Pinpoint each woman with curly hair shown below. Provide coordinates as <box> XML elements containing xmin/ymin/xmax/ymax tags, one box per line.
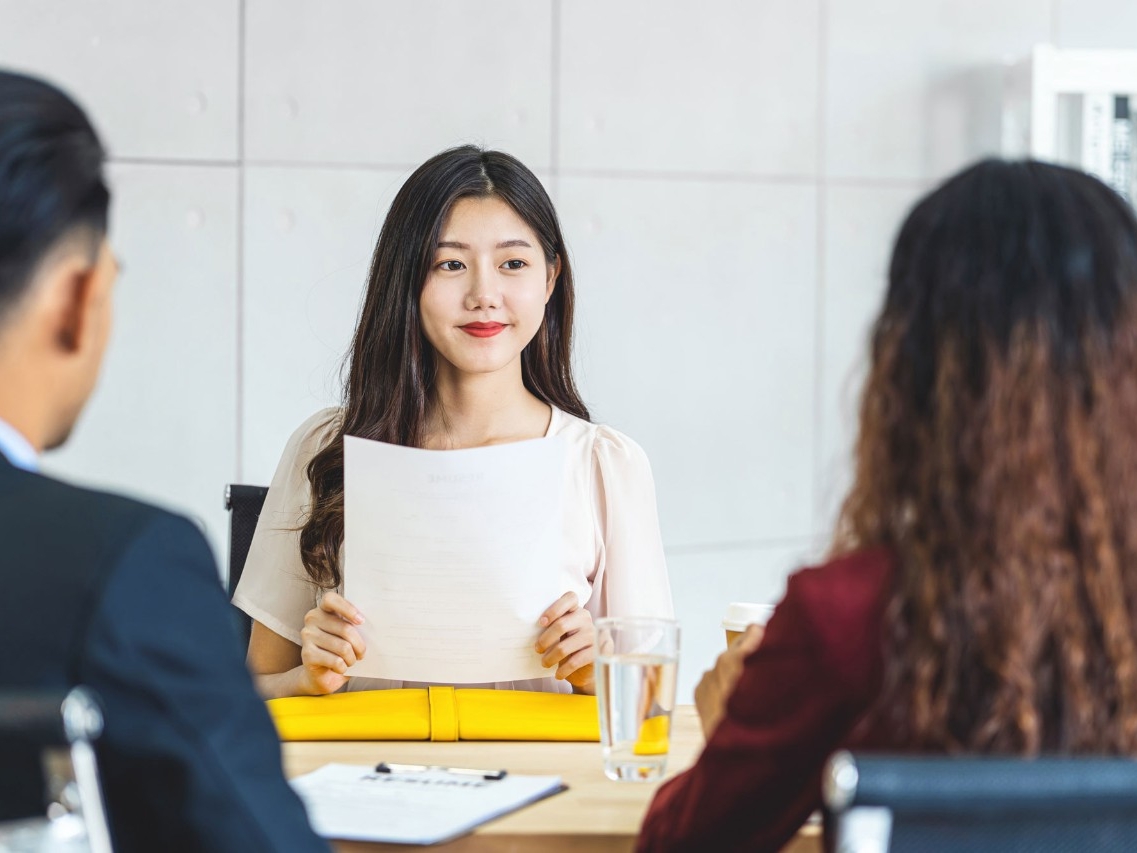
<box><xmin>638</xmin><ymin>159</ymin><xmax>1137</xmax><ymax>851</ymax></box>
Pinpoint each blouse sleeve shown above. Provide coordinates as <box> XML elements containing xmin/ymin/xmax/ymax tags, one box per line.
<box><xmin>586</xmin><ymin>427</ymin><xmax>674</xmax><ymax>622</ymax></box>
<box><xmin>232</xmin><ymin>409</ymin><xmax>341</xmax><ymax>646</ymax></box>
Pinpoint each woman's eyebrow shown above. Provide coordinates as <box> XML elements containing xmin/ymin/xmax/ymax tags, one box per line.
<box><xmin>435</xmin><ymin>239</ymin><xmax>533</xmax><ymax>250</ymax></box>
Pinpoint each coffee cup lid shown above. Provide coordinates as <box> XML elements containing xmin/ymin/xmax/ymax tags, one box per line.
<box><xmin>722</xmin><ymin>601</ymin><xmax>775</xmax><ymax>631</ymax></box>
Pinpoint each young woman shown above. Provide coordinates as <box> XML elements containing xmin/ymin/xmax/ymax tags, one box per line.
<box><xmin>638</xmin><ymin>159</ymin><xmax>1137</xmax><ymax>851</ymax></box>
<box><xmin>234</xmin><ymin>146</ymin><xmax>673</xmax><ymax>700</ymax></box>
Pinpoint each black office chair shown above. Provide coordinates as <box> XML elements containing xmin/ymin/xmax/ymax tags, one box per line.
<box><xmin>0</xmin><ymin>687</ymin><xmax>113</xmax><ymax>853</ymax></box>
<box><xmin>824</xmin><ymin>750</ymin><xmax>1137</xmax><ymax>852</ymax></box>
<box><xmin>224</xmin><ymin>484</ymin><xmax>270</xmax><ymax>649</ymax></box>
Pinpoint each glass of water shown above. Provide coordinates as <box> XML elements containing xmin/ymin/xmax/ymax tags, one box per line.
<box><xmin>595</xmin><ymin>617</ymin><xmax>680</xmax><ymax>782</ymax></box>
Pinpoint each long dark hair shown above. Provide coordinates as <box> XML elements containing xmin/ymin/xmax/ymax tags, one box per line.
<box><xmin>300</xmin><ymin>146</ymin><xmax>589</xmax><ymax>587</ymax></box>
<box><xmin>0</xmin><ymin>70</ymin><xmax>108</xmax><ymax>318</ymax></box>
<box><xmin>836</xmin><ymin>159</ymin><xmax>1137</xmax><ymax>753</ymax></box>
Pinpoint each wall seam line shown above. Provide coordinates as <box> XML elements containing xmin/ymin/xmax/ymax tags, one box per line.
<box><xmin>235</xmin><ymin>0</ymin><xmax>247</xmax><ymax>484</ymax></box>
<box><xmin>550</xmin><ymin>0</ymin><xmax>561</xmax><ymax>189</ymax></box>
<box><xmin>812</xmin><ymin>0</ymin><xmax>829</xmax><ymax>541</ymax></box>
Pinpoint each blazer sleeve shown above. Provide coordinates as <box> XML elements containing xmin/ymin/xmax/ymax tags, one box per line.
<box><xmin>79</xmin><ymin>512</ymin><xmax>329</xmax><ymax>853</ymax></box>
<box><xmin>636</xmin><ymin>568</ymin><xmax>879</xmax><ymax>853</ymax></box>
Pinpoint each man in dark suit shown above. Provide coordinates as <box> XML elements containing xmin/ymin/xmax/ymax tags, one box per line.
<box><xmin>0</xmin><ymin>70</ymin><xmax>328</xmax><ymax>852</ymax></box>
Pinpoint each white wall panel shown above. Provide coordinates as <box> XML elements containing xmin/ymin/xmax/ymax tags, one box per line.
<box><xmin>1056</xmin><ymin>0</ymin><xmax>1137</xmax><ymax>49</ymax></box>
<box><xmin>668</xmin><ymin>538</ymin><xmax>822</xmax><ymax>703</ymax></box>
<box><xmin>815</xmin><ymin>184</ymin><xmax>922</xmax><ymax>533</ymax></box>
<box><xmin>825</xmin><ymin>0</ymin><xmax>1050</xmax><ymax>181</ymax></box>
<box><xmin>560</xmin><ymin>176</ymin><xmax>818</xmax><ymax>550</ymax></box>
<box><xmin>560</xmin><ymin>0</ymin><xmax>820</xmax><ymax>176</ymax></box>
<box><xmin>0</xmin><ymin>1</ymin><xmax>238</xmax><ymax>161</ymax></box>
<box><xmin>45</xmin><ymin>165</ymin><xmax>239</xmax><ymax>563</ymax></box>
<box><xmin>244</xmin><ymin>0</ymin><xmax>553</xmax><ymax>168</ymax></box>
<box><xmin>242</xmin><ymin>166</ymin><xmax>408</xmax><ymax>484</ymax></box>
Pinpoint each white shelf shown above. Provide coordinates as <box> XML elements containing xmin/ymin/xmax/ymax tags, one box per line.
<box><xmin>1003</xmin><ymin>45</ymin><xmax>1137</xmax><ymax>202</ymax></box>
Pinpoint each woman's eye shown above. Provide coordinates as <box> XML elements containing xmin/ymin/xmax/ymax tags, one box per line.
<box><xmin>438</xmin><ymin>260</ymin><xmax>465</xmax><ymax>272</ymax></box>
<box><xmin>502</xmin><ymin>259</ymin><xmax>527</xmax><ymax>270</ymax></box>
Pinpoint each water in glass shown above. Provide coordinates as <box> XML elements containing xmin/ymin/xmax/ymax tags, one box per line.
<box><xmin>596</xmin><ymin>652</ymin><xmax>678</xmax><ymax>781</ymax></box>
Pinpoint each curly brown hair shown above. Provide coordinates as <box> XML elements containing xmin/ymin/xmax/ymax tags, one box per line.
<box><xmin>835</xmin><ymin>160</ymin><xmax>1137</xmax><ymax>753</ymax></box>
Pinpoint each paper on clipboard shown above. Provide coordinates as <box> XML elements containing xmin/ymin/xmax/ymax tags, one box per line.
<box><xmin>342</xmin><ymin>434</ymin><xmax>566</xmax><ymax>683</ymax></box>
<box><xmin>291</xmin><ymin>763</ymin><xmax>565</xmax><ymax>844</ymax></box>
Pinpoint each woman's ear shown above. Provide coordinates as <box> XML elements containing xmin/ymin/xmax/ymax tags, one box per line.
<box><xmin>546</xmin><ymin>255</ymin><xmax>561</xmax><ymax>303</ymax></box>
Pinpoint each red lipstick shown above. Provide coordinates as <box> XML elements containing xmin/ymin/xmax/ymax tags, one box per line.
<box><xmin>460</xmin><ymin>322</ymin><xmax>505</xmax><ymax>338</ymax></box>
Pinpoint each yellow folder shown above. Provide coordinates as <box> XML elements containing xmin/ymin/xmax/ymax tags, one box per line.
<box><xmin>268</xmin><ymin>686</ymin><xmax>601</xmax><ymax>742</ymax></box>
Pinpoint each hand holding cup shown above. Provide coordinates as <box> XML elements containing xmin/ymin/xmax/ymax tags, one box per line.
<box><xmin>695</xmin><ymin>623</ymin><xmax>764</xmax><ymax>740</ymax></box>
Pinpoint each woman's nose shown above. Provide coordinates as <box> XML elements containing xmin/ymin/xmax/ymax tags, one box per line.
<box><xmin>464</xmin><ymin>266</ymin><xmax>502</xmax><ymax>310</ymax></box>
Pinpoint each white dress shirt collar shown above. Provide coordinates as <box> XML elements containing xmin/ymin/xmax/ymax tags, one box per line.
<box><xmin>0</xmin><ymin>417</ymin><xmax>39</xmax><ymax>472</ymax></box>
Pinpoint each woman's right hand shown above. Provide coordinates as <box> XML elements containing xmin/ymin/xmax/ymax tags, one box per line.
<box><xmin>297</xmin><ymin>592</ymin><xmax>367</xmax><ymax>695</ymax></box>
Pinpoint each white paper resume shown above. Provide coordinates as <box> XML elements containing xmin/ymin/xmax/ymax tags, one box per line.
<box><xmin>342</xmin><ymin>434</ymin><xmax>566</xmax><ymax>683</ymax></box>
<box><xmin>291</xmin><ymin>763</ymin><xmax>564</xmax><ymax>844</ymax></box>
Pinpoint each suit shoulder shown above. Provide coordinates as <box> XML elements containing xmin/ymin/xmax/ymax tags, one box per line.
<box><xmin>3</xmin><ymin>467</ymin><xmax>206</xmax><ymax>567</ymax></box>
<box><xmin>0</xmin><ymin>467</ymin><xmax>216</xmax><ymax>687</ymax></box>
<box><xmin>33</xmin><ymin>468</ymin><xmax>173</xmax><ymax>523</ymax></box>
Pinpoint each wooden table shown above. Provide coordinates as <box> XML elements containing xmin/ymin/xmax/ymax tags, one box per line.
<box><xmin>283</xmin><ymin>706</ymin><xmax>821</xmax><ymax>852</ymax></box>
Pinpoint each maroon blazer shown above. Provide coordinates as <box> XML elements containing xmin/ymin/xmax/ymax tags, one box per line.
<box><xmin>637</xmin><ymin>547</ymin><xmax>895</xmax><ymax>853</ymax></box>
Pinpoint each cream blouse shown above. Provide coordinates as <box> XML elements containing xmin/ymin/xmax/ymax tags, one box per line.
<box><xmin>233</xmin><ymin>406</ymin><xmax>674</xmax><ymax>694</ymax></box>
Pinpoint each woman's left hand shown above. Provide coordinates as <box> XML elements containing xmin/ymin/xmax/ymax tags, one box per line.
<box><xmin>536</xmin><ymin>591</ymin><xmax>596</xmax><ymax>694</ymax></box>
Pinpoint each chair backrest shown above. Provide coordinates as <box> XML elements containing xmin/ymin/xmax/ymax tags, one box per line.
<box><xmin>0</xmin><ymin>687</ymin><xmax>113</xmax><ymax>853</ymax></box>
<box><xmin>824</xmin><ymin>750</ymin><xmax>1137</xmax><ymax>853</ymax></box>
<box><xmin>224</xmin><ymin>484</ymin><xmax>270</xmax><ymax>649</ymax></box>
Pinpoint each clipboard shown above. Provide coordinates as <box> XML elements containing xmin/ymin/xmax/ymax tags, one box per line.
<box><xmin>290</xmin><ymin>762</ymin><xmax>567</xmax><ymax>845</ymax></box>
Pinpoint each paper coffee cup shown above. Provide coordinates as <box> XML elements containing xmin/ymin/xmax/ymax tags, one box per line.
<box><xmin>722</xmin><ymin>602</ymin><xmax>775</xmax><ymax>645</ymax></box>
